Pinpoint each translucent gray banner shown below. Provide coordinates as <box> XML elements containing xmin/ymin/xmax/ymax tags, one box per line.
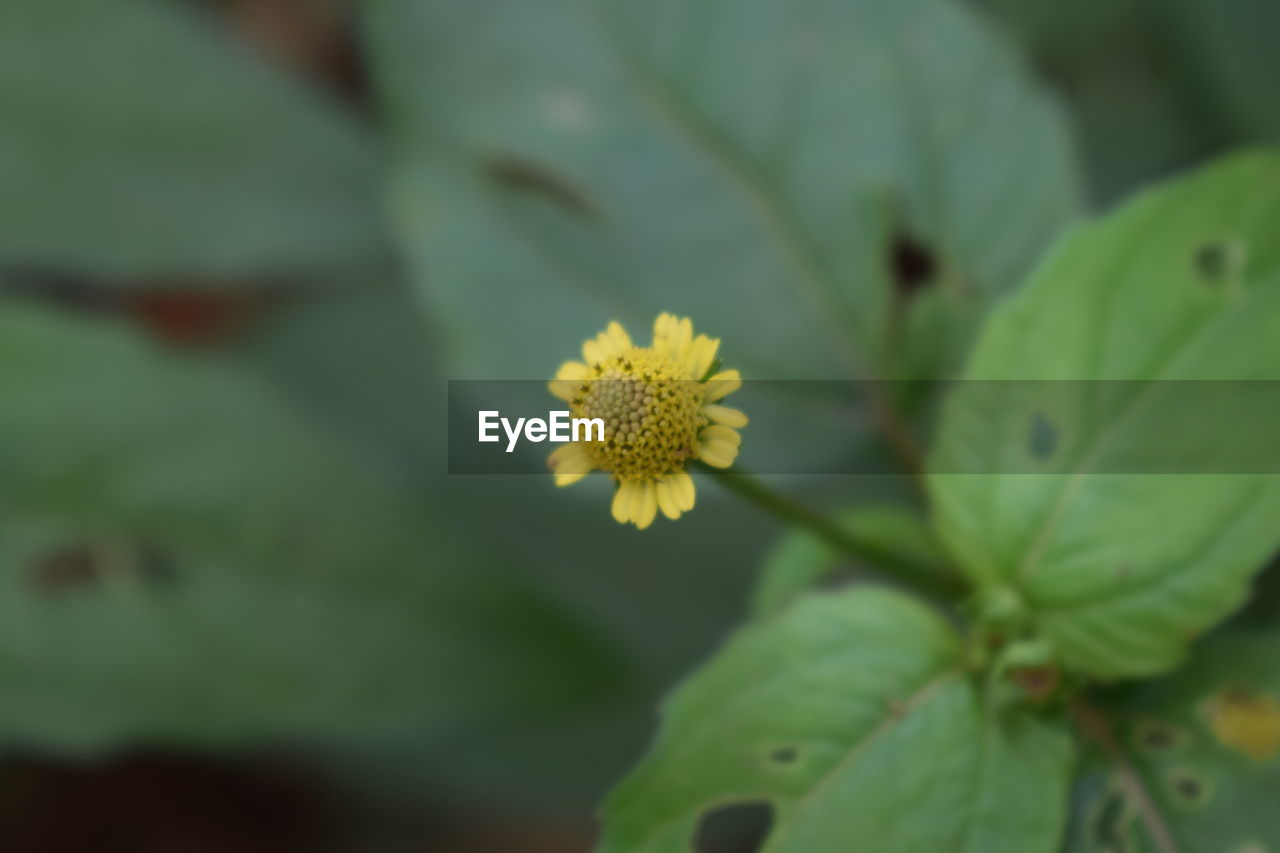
<box><xmin>447</xmin><ymin>380</ymin><xmax>1280</xmax><ymax>475</ymax></box>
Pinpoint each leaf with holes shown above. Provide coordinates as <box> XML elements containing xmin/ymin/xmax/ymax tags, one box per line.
<box><xmin>363</xmin><ymin>0</ymin><xmax>1080</xmax><ymax>381</ymax></box>
<box><xmin>0</xmin><ymin>299</ymin><xmax>625</xmax><ymax>750</ymax></box>
<box><xmin>0</xmin><ymin>0</ymin><xmax>387</xmax><ymax>278</ymax></box>
<box><xmin>1065</xmin><ymin>629</ymin><xmax>1280</xmax><ymax>852</ymax></box>
<box><xmin>599</xmin><ymin>587</ymin><xmax>1074</xmax><ymax>852</ymax></box>
<box><xmin>928</xmin><ymin>151</ymin><xmax>1280</xmax><ymax>679</ymax></box>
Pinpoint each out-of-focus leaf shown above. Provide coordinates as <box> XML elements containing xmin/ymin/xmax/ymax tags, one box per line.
<box><xmin>1169</xmin><ymin>0</ymin><xmax>1280</xmax><ymax>140</ymax></box>
<box><xmin>1065</xmin><ymin>630</ymin><xmax>1280</xmax><ymax>851</ymax></box>
<box><xmin>973</xmin><ymin>0</ymin><xmax>1223</xmax><ymax>205</ymax></box>
<box><xmin>0</xmin><ymin>299</ymin><xmax>395</xmax><ymax>569</ymax></box>
<box><xmin>752</xmin><ymin>503</ymin><xmax>951</xmax><ymax>619</ymax></box>
<box><xmin>0</xmin><ymin>0</ymin><xmax>388</xmax><ymax>278</ymax></box>
<box><xmin>0</xmin><ymin>300</ymin><xmax>625</xmax><ymax>751</ymax></box>
<box><xmin>364</xmin><ymin>0</ymin><xmax>1081</xmax><ymax>381</ymax></box>
<box><xmin>928</xmin><ymin>151</ymin><xmax>1280</xmax><ymax>679</ymax></box>
<box><xmin>231</xmin><ymin>285</ymin><xmax>444</xmax><ymax>478</ymax></box>
<box><xmin>599</xmin><ymin>587</ymin><xmax>1073</xmax><ymax>852</ymax></box>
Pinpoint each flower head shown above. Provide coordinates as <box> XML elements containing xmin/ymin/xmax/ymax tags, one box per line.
<box><xmin>548</xmin><ymin>314</ymin><xmax>746</xmax><ymax>529</ymax></box>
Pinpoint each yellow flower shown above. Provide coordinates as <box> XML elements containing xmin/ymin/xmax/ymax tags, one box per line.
<box><xmin>547</xmin><ymin>313</ymin><xmax>747</xmax><ymax>529</ymax></box>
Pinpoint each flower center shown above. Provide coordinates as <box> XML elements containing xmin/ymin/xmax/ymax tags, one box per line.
<box><xmin>570</xmin><ymin>348</ymin><xmax>707</xmax><ymax>480</ymax></box>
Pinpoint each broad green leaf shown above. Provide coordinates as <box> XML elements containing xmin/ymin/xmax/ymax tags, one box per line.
<box><xmin>1065</xmin><ymin>629</ymin><xmax>1280</xmax><ymax>851</ymax></box>
<box><xmin>928</xmin><ymin>151</ymin><xmax>1280</xmax><ymax>679</ymax></box>
<box><xmin>0</xmin><ymin>0</ymin><xmax>387</xmax><ymax>278</ymax></box>
<box><xmin>364</xmin><ymin>0</ymin><xmax>1081</xmax><ymax>380</ymax></box>
<box><xmin>0</xmin><ymin>524</ymin><xmax>622</xmax><ymax>752</ymax></box>
<box><xmin>0</xmin><ymin>299</ymin><xmax>398</xmax><ymax>569</ymax></box>
<box><xmin>752</xmin><ymin>504</ymin><xmax>952</xmax><ymax>618</ymax></box>
<box><xmin>0</xmin><ymin>300</ymin><xmax>625</xmax><ymax>750</ymax></box>
<box><xmin>600</xmin><ymin>587</ymin><xmax>1073</xmax><ymax>852</ymax></box>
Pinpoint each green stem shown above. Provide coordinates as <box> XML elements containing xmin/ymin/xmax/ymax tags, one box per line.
<box><xmin>697</xmin><ymin>463</ymin><xmax>965</xmax><ymax>601</ymax></box>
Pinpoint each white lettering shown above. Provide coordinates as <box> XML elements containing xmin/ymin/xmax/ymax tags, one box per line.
<box><xmin>549</xmin><ymin>410</ymin><xmax>570</xmax><ymax>441</ymax></box>
<box><xmin>478</xmin><ymin>411</ymin><xmax>500</xmax><ymax>442</ymax></box>
<box><xmin>573</xmin><ymin>417</ymin><xmax>605</xmax><ymax>442</ymax></box>
<box><xmin>502</xmin><ymin>417</ymin><xmax>526</xmax><ymax>453</ymax></box>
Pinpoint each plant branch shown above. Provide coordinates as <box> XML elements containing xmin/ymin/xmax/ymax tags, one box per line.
<box><xmin>1068</xmin><ymin>698</ymin><xmax>1180</xmax><ymax>853</ymax></box>
<box><xmin>697</xmin><ymin>463</ymin><xmax>965</xmax><ymax>602</ymax></box>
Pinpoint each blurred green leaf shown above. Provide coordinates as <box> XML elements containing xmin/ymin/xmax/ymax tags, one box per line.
<box><xmin>599</xmin><ymin>587</ymin><xmax>1073</xmax><ymax>852</ymax></box>
<box><xmin>1065</xmin><ymin>629</ymin><xmax>1280</xmax><ymax>851</ymax></box>
<box><xmin>0</xmin><ymin>299</ymin><xmax>624</xmax><ymax>751</ymax></box>
<box><xmin>1169</xmin><ymin>0</ymin><xmax>1280</xmax><ymax>140</ymax></box>
<box><xmin>364</xmin><ymin>0</ymin><xmax>1081</xmax><ymax>381</ymax></box>
<box><xmin>928</xmin><ymin>151</ymin><xmax>1280</xmax><ymax>678</ymax></box>
<box><xmin>0</xmin><ymin>0</ymin><xmax>388</xmax><ymax>278</ymax></box>
<box><xmin>752</xmin><ymin>503</ymin><xmax>950</xmax><ymax>619</ymax></box>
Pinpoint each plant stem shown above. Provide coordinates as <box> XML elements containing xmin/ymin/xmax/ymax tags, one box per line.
<box><xmin>697</xmin><ymin>463</ymin><xmax>965</xmax><ymax>601</ymax></box>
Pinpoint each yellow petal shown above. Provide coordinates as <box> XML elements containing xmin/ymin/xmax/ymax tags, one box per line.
<box><xmin>701</xmin><ymin>424</ymin><xmax>741</xmax><ymax>446</ymax></box>
<box><xmin>549</xmin><ymin>444</ymin><xmax>591</xmax><ymax>486</ymax></box>
<box><xmin>583</xmin><ymin>338</ymin><xmax>606</xmax><ymax>366</ymax></box>
<box><xmin>628</xmin><ymin>480</ymin><xmax>648</xmax><ymax>523</ymax></box>
<box><xmin>651</xmin><ymin>313</ymin><xmax>675</xmax><ymax>355</ymax></box>
<box><xmin>703</xmin><ymin>404</ymin><xmax>747</xmax><ymax>428</ymax></box>
<box><xmin>671</xmin><ymin>471</ymin><xmax>696</xmax><ymax>510</ymax></box>
<box><xmin>633</xmin><ymin>481</ymin><xmax>658</xmax><ymax>529</ymax></box>
<box><xmin>606</xmin><ymin>321</ymin><xmax>632</xmax><ymax>352</ymax></box>
<box><xmin>549</xmin><ymin>379</ymin><xmax>578</xmax><ymax>401</ymax></box>
<box><xmin>698</xmin><ymin>440</ymin><xmax>738</xmax><ymax>468</ymax></box>
<box><xmin>673</xmin><ymin>317</ymin><xmax>693</xmax><ymax>362</ymax></box>
<box><xmin>688</xmin><ymin>335</ymin><xmax>720</xmax><ymax>379</ymax></box>
<box><xmin>705</xmin><ymin>369</ymin><xmax>741</xmax><ymax>401</ymax></box>
<box><xmin>555</xmin><ymin>360</ymin><xmax>591</xmax><ymax>381</ymax></box>
<box><xmin>611</xmin><ymin>482</ymin><xmax>633</xmax><ymax>523</ymax></box>
<box><xmin>655</xmin><ymin>478</ymin><xmax>682</xmax><ymax>519</ymax></box>
<box><xmin>597</xmin><ymin>330</ymin><xmax>622</xmax><ymax>359</ymax></box>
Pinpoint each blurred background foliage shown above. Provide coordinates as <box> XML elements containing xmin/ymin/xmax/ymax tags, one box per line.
<box><xmin>0</xmin><ymin>0</ymin><xmax>1275</xmax><ymax>849</ymax></box>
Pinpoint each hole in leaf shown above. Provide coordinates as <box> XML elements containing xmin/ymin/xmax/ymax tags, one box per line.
<box><xmin>766</xmin><ymin>746</ymin><xmax>798</xmax><ymax>766</ymax></box>
<box><xmin>1193</xmin><ymin>239</ymin><xmax>1245</xmax><ymax>285</ymax></box>
<box><xmin>484</xmin><ymin>155</ymin><xmax>602</xmax><ymax>220</ymax></box>
<box><xmin>1167</xmin><ymin>767</ymin><xmax>1213</xmax><ymax>809</ymax></box>
<box><xmin>694</xmin><ymin>801</ymin><xmax>774</xmax><ymax>853</ymax></box>
<box><xmin>889</xmin><ymin>228</ymin><xmax>937</xmax><ymax>297</ymax></box>
<box><xmin>1028</xmin><ymin>412</ymin><xmax>1059</xmax><ymax>460</ymax></box>
<box><xmin>1089</xmin><ymin>784</ymin><xmax>1135</xmax><ymax>853</ymax></box>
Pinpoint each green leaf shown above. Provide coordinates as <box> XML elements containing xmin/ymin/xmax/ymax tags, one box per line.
<box><xmin>1170</xmin><ymin>0</ymin><xmax>1280</xmax><ymax>140</ymax></box>
<box><xmin>0</xmin><ymin>299</ymin><xmax>396</xmax><ymax>567</ymax></box>
<box><xmin>0</xmin><ymin>299</ymin><xmax>625</xmax><ymax>750</ymax></box>
<box><xmin>752</xmin><ymin>504</ymin><xmax>951</xmax><ymax>619</ymax></box>
<box><xmin>1065</xmin><ymin>629</ymin><xmax>1280</xmax><ymax>851</ymax></box>
<box><xmin>599</xmin><ymin>587</ymin><xmax>1074</xmax><ymax>852</ymax></box>
<box><xmin>0</xmin><ymin>528</ymin><xmax>622</xmax><ymax>752</ymax></box>
<box><xmin>0</xmin><ymin>0</ymin><xmax>388</xmax><ymax>278</ymax></box>
<box><xmin>928</xmin><ymin>150</ymin><xmax>1280</xmax><ymax>679</ymax></box>
<box><xmin>364</xmin><ymin>0</ymin><xmax>1081</xmax><ymax>380</ymax></box>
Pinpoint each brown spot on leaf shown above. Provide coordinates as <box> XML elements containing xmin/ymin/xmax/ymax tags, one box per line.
<box><xmin>1008</xmin><ymin>664</ymin><xmax>1061</xmax><ymax>704</ymax></box>
<box><xmin>485</xmin><ymin>156</ymin><xmax>602</xmax><ymax>220</ymax></box>
<box><xmin>1132</xmin><ymin>718</ymin><xmax>1190</xmax><ymax>755</ymax></box>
